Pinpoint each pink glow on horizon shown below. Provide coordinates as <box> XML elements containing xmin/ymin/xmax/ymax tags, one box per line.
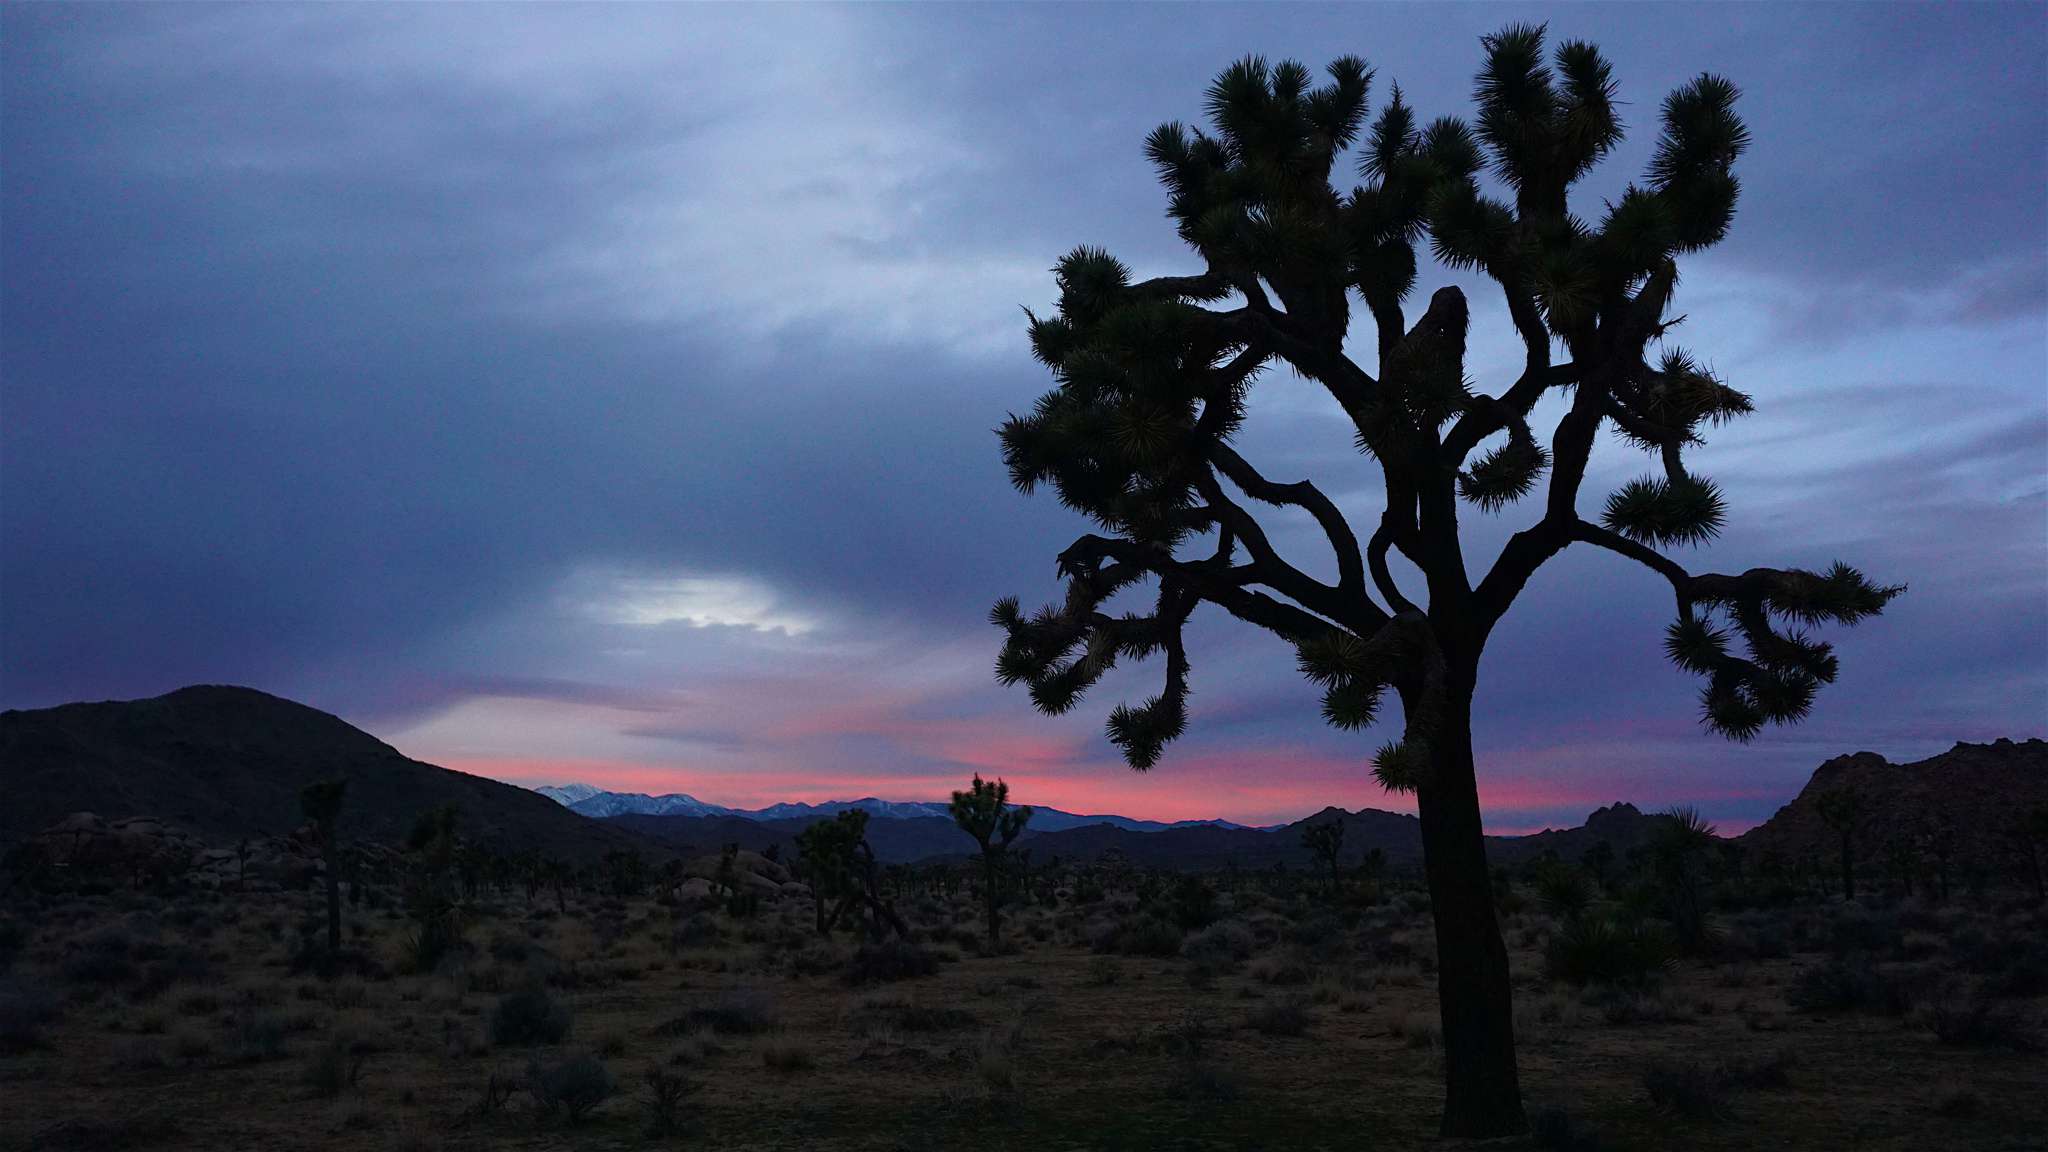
<box><xmin>394</xmin><ymin>674</ymin><xmax>1805</xmax><ymax>831</ymax></box>
<box><xmin>430</xmin><ymin>744</ymin><xmax>1780</xmax><ymax>831</ymax></box>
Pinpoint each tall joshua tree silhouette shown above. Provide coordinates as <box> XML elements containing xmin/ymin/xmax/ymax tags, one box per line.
<box><xmin>992</xmin><ymin>26</ymin><xmax>1900</xmax><ymax>1135</ymax></box>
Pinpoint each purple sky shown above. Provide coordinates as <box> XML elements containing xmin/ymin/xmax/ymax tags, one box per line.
<box><xmin>4</xmin><ymin>4</ymin><xmax>2043</xmax><ymax>831</ymax></box>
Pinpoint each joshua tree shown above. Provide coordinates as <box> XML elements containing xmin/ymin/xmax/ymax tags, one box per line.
<box><xmin>1652</xmin><ymin>806</ymin><xmax>1716</xmax><ymax>947</ymax></box>
<box><xmin>949</xmin><ymin>774</ymin><xmax>1033</xmax><ymax>950</ymax></box>
<box><xmin>299</xmin><ymin>778</ymin><xmax>348</xmax><ymax>956</ymax></box>
<box><xmin>1301</xmin><ymin>815</ymin><xmax>1347</xmax><ymax>896</ymax></box>
<box><xmin>796</xmin><ymin>810</ymin><xmax>906</xmax><ymax>939</ymax></box>
<box><xmin>1816</xmin><ymin>787</ymin><xmax>1862</xmax><ymax>901</ymax></box>
<box><xmin>796</xmin><ymin>810</ymin><xmax>866</xmax><ymax>935</ymax></box>
<box><xmin>990</xmin><ymin>28</ymin><xmax>1900</xmax><ymax>1135</ymax></box>
<box><xmin>404</xmin><ymin>804</ymin><xmax>464</xmax><ymax>968</ymax></box>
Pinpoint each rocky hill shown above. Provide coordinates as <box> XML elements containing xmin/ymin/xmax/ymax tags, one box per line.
<box><xmin>0</xmin><ymin>685</ymin><xmax>654</xmax><ymax>864</ymax></box>
<box><xmin>1737</xmin><ymin>738</ymin><xmax>2048</xmax><ymax>870</ymax></box>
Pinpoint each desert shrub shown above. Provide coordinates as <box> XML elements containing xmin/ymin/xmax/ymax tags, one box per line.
<box><xmin>760</xmin><ymin>1038</ymin><xmax>815</xmax><ymax>1073</ymax></box>
<box><xmin>642</xmin><ymin>1064</ymin><xmax>689</xmax><ymax>1137</ymax></box>
<box><xmin>527</xmin><ymin>1052</ymin><xmax>614</xmax><ymax>1124</ymax></box>
<box><xmin>1924</xmin><ymin>999</ymin><xmax>2042</xmax><ymax>1052</ymax></box>
<box><xmin>659</xmin><ymin>991</ymin><xmax>776</xmax><ymax>1037</ymax></box>
<box><xmin>1643</xmin><ymin>1057</ymin><xmax>1729</xmax><ymax>1120</ymax></box>
<box><xmin>1972</xmin><ymin>932</ymin><xmax>2048</xmax><ymax>997</ymax></box>
<box><xmin>1165</xmin><ymin>1056</ymin><xmax>1239</xmax><ymax>1103</ymax></box>
<box><xmin>30</xmin><ymin>1112</ymin><xmax>184</xmax><ymax>1151</ymax></box>
<box><xmin>0</xmin><ymin>985</ymin><xmax>59</xmax><ymax>1052</ymax></box>
<box><xmin>486</xmin><ymin>932</ymin><xmax>529</xmax><ymax>964</ymax></box>
<box><xmin>669</xmin><ymin>913</ymin><xmax>720</xmax><ymax>952</ymax></box>
<box><xmin>1534</xmin><ymin>864</ymin><xmax>1593</xmax><ymax>921</ymax></box>
<box><xmin>134</xmin><ymin>945</ymin><xmax>210</xmax><ymax>1000</ymax></box>
<box><xmin>1528</xmin><ymin>1105</ymin><xmax>1604</xmax><ymax>1151</ymax></box>
<box><xmin>63</xmin><ymin>924</ymin><xmax>143</xmax><ymax>988</ymax></box>
<box><xmin>233</xmin><ymin>1011</ymin><xmax>288</xmax><ymax>1064</ymax></box>
<box><xmin>302</xmin><ymin>1035</ymin><xmax>370</xmax><ymax>1097</ymax></box>
<box><xmin>171</xmin><ymin>1025</ymin><xmax>213</xmax><ymax>1061</ymax></box>
<box><xmin>403</xmin><ymin>919</ymin><xmax>460</xmax><ymax>975</ymax></box>
<box><xmin>1593</xmin><ymin>987</ymin><xmax>1691</xmax><ymax>1025</ymax></box>
<box><xmin>1785</xmin><ymin>957</ymin><xmax>1913</xmax><ymax>1015</ymax></box>
<box><xmin>1248</xmin><ymin>953</ymin><xmax>1314</xmax><ymax>986</ymax></box>
<box><xmin>1716</xmin><ymin>1047</ymin><xmax>1797</xmax><ymax>1089</ymax></box>
<box><xmin>1826</xmin><ymin>906</ymin><xmax>1897</xmax><ymax>955</ymax></box>
<box><xmin>850</xmin><ymin>996</ymin><xmax>977</xmax><ymax>1033</ymax></box>
<box><xmin>975</xmin><ymin>1021</ymin><xmax>1024</xmax><ymax>1099</ymax></box>
<box><xmin>1170</xmin><ymin>876</ymin><xmax>1219</xmax><ymax>931</ymax></box>
<box><xmin>843</xmin><ymin>938</ymin><xmax>939</xmax><ymax>985</ymax></box>
<box><xmin>1284</xmin><ymin>912</ymin><xmax>1345</xmax><ymax>952</ymax></box>
<box><xmin>1246</xmin><ymin>994</ymin><xmax>1312</xmax><ymax>1037</ymax></box>
<box><xmin>1934</xmin><ymin>1085</ymin><xmax>1981</xmax><ymax>1118</ymax></box>
<box><xmin>490</xmin><ymin>985</ymin><xmax>572</xmax><ymax>1047</ymax></box>
<box><xmin>1544</xmin><ymin>916</ymin><xmax>1674</xmax><ymax>986</ymax></box>
<box><xmin>1397</xmin><ymin>1010</ymin><xmax>1441</xmax><ymax>1050</ymax></box>
<box><xmin>1087</xmin><ymin>956</ymin><xmax>1123</xmax><ymax>986</ymax></box>
<box><xmin>1181</xmin><ymin>920</ymin><xmax>1255</xmax><ymax>966</ymax></box>
<box><xmin>1092</xmin><ymin>913</ymin><xmax>1184</xmax><ymax>957</ymax></box>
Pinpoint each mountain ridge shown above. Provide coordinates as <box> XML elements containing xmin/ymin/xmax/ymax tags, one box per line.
<box><xmin>0</xmin><ymin>685</ymin><xmax>658</xmax><ymax>864</ymax></box>
<box><xmin>532</xmin><ymin>784</ymin><xmax>1265</xmax><ymax>832</ymax></box>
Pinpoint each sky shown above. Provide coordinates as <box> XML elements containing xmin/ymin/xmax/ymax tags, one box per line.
<box><xmin>3</xmin><ymin>3</ymin><xmax>2043</xmax><ymax>833</ymax></box>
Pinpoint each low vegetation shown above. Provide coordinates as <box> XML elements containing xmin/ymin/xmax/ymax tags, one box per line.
<box><xmin>3</xmin><ymin>794</ymin><xmax>2045</xmax><ymax>1152</ymax></box>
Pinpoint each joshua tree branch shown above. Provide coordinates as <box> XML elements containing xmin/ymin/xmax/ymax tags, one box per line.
<box><xmin>1207</xmin><ymin>442</ymin><xmax>1371</xmax><ymax>609</ymax></box>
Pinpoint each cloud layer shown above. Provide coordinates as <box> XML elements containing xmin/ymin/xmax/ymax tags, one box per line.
<box><xmin>4</xmin><ymin>4</ymin><xmax>2042</xmax><ymax>830</ymax></box>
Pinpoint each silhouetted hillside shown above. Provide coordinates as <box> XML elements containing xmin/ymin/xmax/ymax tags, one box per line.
<box><xmin>0</xmin><ymin>685</ymin><xmax>653</xmax><ymax>863</ymax></box>
<box><xmin>610</xmin><ymin>801</ymin><xmax>1668</xmax><ymax>870</ymax></box>
<box><xmin>1738</xmin><ymin>738</ymin><xmax>2048</xmax><ymax>868</ymax></box>
<box><xmin>1487</xmin><ymin>802</ymin><xmax>1675</xmax><ymax>866</ymax></box>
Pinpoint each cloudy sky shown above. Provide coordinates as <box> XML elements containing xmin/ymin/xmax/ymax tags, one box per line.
<box><xmin>5</xmin><ymin>3</ymin><xmax>2043</xmax><ymax>831</ymax></box>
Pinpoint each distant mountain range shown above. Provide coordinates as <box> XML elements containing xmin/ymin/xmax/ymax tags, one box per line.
<box><xmin>5</xmin><ymin>684</ymin><xmax>2035</xmax><ymax>878</ymax></box>
<box><xmin>588</xmin><ymin>800</ymin><xmax>1680</xmax><ymax>870</ymax></box>
<box><xmin>532</xmin><ymin>784</ymin><xmax>1262</xmax><ymax>832</ymax></box>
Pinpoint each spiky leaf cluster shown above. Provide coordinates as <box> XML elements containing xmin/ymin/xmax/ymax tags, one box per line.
<box><xmin>949</xmin><ymin>774</ymin><xmax>1033</xmax><ymax>849</ymax></box>
<box><xmin>1460</xmin><ymin>423</ymin><xmax>1550</xmax><ymax>512</ymax></box>
<box><xmin>1602</xmin><ymin>474</ymin><xmax>1727</xmax><ymax>547</ymax></box>
<box><xmin>1667</xmin><ymin>566</ymin><xmax>1903</xmax><ymax>739</ymax></box>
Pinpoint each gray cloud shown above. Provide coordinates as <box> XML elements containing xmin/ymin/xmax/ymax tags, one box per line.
<box><xmin>3</xmin><ymin>3</ymin><xmax>2041</xmax><ymax>826</ymax></box>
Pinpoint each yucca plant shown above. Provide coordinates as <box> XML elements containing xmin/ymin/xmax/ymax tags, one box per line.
<box><xmin>991</xmin><ymin>26</ymin><xmax>1900</xmax><ymax>1136</ymax></box>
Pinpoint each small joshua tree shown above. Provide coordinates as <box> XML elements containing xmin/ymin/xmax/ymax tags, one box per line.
<box><xmin>1652</xmin><ymin>807</ymin><xmax>1716</xmax><ymax>949</ymax></box>
<box><xmin>796</xmin><ymin>810</ymin><xmax>907</xmax><ymax>939</ymax></box>
<box><xmin>1816</xmin><ymin>787</ymin><xmax>1861</xmax><ymax>902</ymax></box>
<box><xmin>1301</xmin><ymin>816</ymin><xmax>1346</xmax><ymax>897</ymax></box>
<box><xmin>796</xmin><ymin>811</ymin><xmax>865</xmax><ymax>935</ymax></box>
<box><xmin>949</xmin><ymin>775</ymin><xmax>1032</xmax><ymax>951</ymax></box>
<box><xmin>405</xmin><ymin>804</ymin><xmax>464</xmax><ymax>970</ymax></box>
<box><xmin>299</xmin><ymin>778</ymin><xmax>348</xmax><ymax>957</ymax></box>
<box><xmin>989</xmin><ymin>28</ymin><xmax>1900</xmax><ymax>1134</ymax></box>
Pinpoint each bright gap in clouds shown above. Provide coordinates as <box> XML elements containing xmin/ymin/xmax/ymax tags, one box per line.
<box><xmin>577</xmin><ymin>570</ymin><xmax>821</xmax><ymax>637</ymax></box>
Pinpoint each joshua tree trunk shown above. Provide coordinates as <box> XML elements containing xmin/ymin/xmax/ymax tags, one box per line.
<box><xmin>1416</xmin><ymin>679</ymin><xmax>1524</xmax><ymax>1138</ymax></box>
<box><xmin>981</xmin><ymin>853</ymin><xmax>1001</xmax><ymax>949</ymax></box>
